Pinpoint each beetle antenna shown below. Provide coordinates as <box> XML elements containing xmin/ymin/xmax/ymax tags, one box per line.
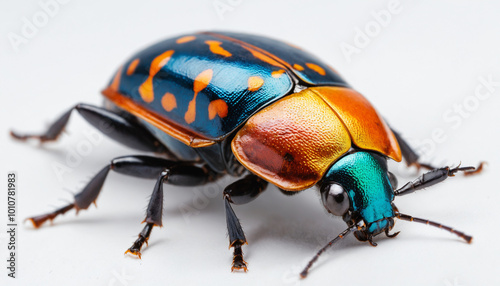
<box><xmin>300</xmin><ymin>227</ymin><xmax>353</xmax><ymax>279</ymax></box>
<box><xmin>395</xmin><ymin>212</ymin><xmax>472</xmax><ymax>243</ymax></box>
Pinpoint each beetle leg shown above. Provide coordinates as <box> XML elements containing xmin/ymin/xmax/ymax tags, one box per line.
<box><xmin>25</xmin><ymin>165</ymin><xmax>111</xmax><ymax>228</ymax></box>
<box><xmin>391</xmin><ymin>128</ymin><xmax>443</xmax><ymax>171</ymax></box>
<box><xmin>26</xmin><ymin>156</ymin><xmax>214</xmax><ymax>228</ymax></box>
<box><xmin>123</xmin><ymin>161</ymin><xmax>217</xmax><ymax>258</ymax></box>
<box><xmin>390</xmin><ymin>129</ymin><xmax>426</xmax><ymax>169</ymax></box>
<box><xmin>125</xmin><ymin>170</ymin><xmax>168</xmax><ymax>258</ymax></box>
<box><xmin>10</xmin><ymin>103</ymin><xmax>174</xmax><ymax>157</ymax></box>
<box><xmin>391</xmin><ymin>128</ymin><xmax>483</xmax><ymax>175</ymax></box>
<box><xmin>384</xmin><ymin>229</ymin><xmax>400</xmax><ymax>238</ymax></box>
<box><xmin>223</xmin><ymin>174</ymin><xmax>268</xmax><ymax>272</ymax></box>
<box><xmin>394</xmin><ymin>165</ymin><xmax>476</xmax><ymax>196</ymax></box>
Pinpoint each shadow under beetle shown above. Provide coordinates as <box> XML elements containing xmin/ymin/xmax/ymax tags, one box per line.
<box><xmin>11</xmin><ymin>31</ymin><xmax>483</xmax><ymax>278</ymax></box>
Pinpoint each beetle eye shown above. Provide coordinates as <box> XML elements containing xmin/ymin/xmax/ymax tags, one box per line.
<box><xmin>388</xmin><ymin>172</ymin><xmax>398</xmax><ymax>190</ymax></box>
<box><xmin>320</xmin><ymin>183</ymin><xmax>349</xmax><ymax>216</ymax></box>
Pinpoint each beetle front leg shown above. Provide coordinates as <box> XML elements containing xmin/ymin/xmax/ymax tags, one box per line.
<box><xmin>223</xmin><ymin>175</ymin><xmax>268</xmax><ymax>272</ymax></box>
<box><xmin>391</xmin><ymin>128</ymin><xmax>483</xmax><ymax>174</ymax></box>
<box><xmin>394</xmin><ymin>165</ymin><xmax>476</xmax><ymax>196</ymax></box>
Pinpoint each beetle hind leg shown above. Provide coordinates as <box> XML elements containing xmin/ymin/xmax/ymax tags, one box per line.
<box><xmin>26</xmin><ymin>204</ymin><xmax>75</xmax><ymax>228</ymax></box>
<box><xmin>10</xmin><ymin>103</ymin><xmax>173</xmax><ymax>156</ymax></box>
<box><xmin>26</xmin><ymin>165</ymin><xmax>111</xmax><ymax>228</ymax></box>
<box><xmin>11</xmin><ymin>108</ymin><xmax>73</xmax><ymax>143</ymax></box>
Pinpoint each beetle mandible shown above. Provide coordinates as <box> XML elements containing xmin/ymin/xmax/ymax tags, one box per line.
<box><xmin>11</xmin><ymin>31</ymin><xmax>483</xmax><ymax>278</ymax></box>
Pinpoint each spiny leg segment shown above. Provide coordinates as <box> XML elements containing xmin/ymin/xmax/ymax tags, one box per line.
<box><xmin>223</xmin><ymin>174</ymin><xmax>267</xmax><ymax>272</ymax></box>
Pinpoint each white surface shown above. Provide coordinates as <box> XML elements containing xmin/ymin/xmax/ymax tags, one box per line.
<box><xmin>1</xmin><ymin>1</ymin><xmax>499</xmax><ymax>285</ymax></box>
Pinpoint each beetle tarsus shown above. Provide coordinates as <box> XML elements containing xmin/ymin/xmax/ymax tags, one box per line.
<box><xmin>25</xmin><ymin>204</ymin><xmax>75</xmax><ymax>228</ymax></box>
<box><xmin>463</xmin><ymin>162</ymin><xmax>485</xmax><ymax>176</ymax></box>
<box><xmin>11</xmin><ymin>108</ymin><xmax>73</xmax><ymax>143</ymax></box>
<box><xmin>368</xmin><ymin>238</ymin><xmax>378</xmax><ymax>247</ymax></box>
<box><xmin>10</xmin><ymin>130</ymin><xmax>54</xmax><ymax>143</ymax></box>
<box><xmin>125</xmin><ymin>248</ymin><xmax>142</xmax><ymax>259</ymax></box>
<box><xmin>231</xmin><ymin>243</ymin><xmax>248</xmax><ymax>272</ymax></box>
<box><xmin>126</xmin><ymin>222</ymin><xmax>155</xmax><ymax>260</ymax></box>
<box><xmin>9</xmin><ymin>130</ymin><xmax>28</xmax><ymax>141</ymax></box>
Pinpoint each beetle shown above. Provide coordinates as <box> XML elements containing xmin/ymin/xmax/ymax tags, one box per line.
<box><xmin>11</xmin><ymin>31</ymin><xmax>482</xmax><ymax>277</ymax></box>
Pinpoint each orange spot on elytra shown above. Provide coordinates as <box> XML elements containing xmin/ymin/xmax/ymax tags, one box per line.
<box><xmin>241</xmin><ymin>46</ymin><xmax>283</xmax><ymax>68</ymax></box>
<box><xmin>127</xmin><ymin>59</ymin><xmax>140</xmax><ymax>75</ymax></box>
<box><xmin>205</xmin><ymin>40</ymin><xmax>232</xmax><ymax>57</ymax></box>
<box><xmin>185</xmin><ymin>69</ymin><xmax>213</xmax><ymax>124</ymax></box>
<box><xmin>139</xmin><ymin>50</ymin><xmax>175</xmax><ymax>103</ymax></box>
<box><xmin>110</xmin><ymin>66</ymin><xmax>123</xmax><ymax>91</ymax></box>
<box><xmin>161</xmin><ymin>92</ymin><xmax>177</xmax><ymax>112</ymax></box>
<box><xmin>208</xmin><ymin>99</ymin><xmax>228</xmax><ymax>120</ymax></box>
<box><xmin>306</xmin><ymin>63</ymin><xmax>326</xmax><ymax>76</ymax></box>
<box><xmin>293</xmin><ymin>64</ymin><xmax>304</xmax><ymax>71</ymax></box>
<box><xmin>139</xmin><ymin>78</ymin><xmax>154</xmax><ymax>103</ymax></box>
<box><xmin>193</xmin><ymin>69</ymin><xmax>213</xmax><ymax>93</ymax></box>
<box><xmin>176</xmin><ymin>36</ymin><xmax>196</xmax><ymax>44</ymax></box>
<box><xmin>248</xmin><ymin>76</ymin><xmax>264</xmax><ymax>92</ymax></box>
<box><xmin>185</xmin><ymin>101</ymin><xmax>197</xmax><ymax>124</ymax></box>
<box><xmin>150</xmin><ymin>50</ymin><xmax>174</xmax><ymax>75</ymax></box>
<box><xmin>271</xmin><ymin>69</ymin><xmax>285</xmax><ymax>78</ymax></box>
<box><xmin>102</xmin><ymin>87</ymin><xmax>215</xmax><ymax>148</ymax></box>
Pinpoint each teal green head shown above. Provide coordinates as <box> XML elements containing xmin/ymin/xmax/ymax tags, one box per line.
<box><xmin>320</xmin><ymin>151</ymin><xmax>399</xmax><ymax>245</ymax></box>
<box><xmin>302</xmin><ymin>147</ymin><xmax>477</xmax><ymax>278</ymax></box>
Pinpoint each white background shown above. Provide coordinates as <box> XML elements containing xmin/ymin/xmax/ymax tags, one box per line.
<box><xmin>1</xmin><ymin>1</ymin><xmax>499</xmax><ymax>285</ymax></box>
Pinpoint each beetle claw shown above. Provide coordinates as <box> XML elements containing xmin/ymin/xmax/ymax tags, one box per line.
<box><xmin>230</xmin><ymin>242</ymin><xmax>248</xmax><ymax>272</ymax></box>
<box><xmin>463</xmin><ymin>162</ymin><xmax>486</xmax><ymax>176</ymax></box>
<box><xmin>125</xmin><ymin>248</ymin><xmax>142</xmax><ymax>259</ymax></box>
<box><xmin>385</xmin><ymin>229</ymin><xmax>400</xmax><ymax>238</ymax></box>
<box><xmin>231</xmin><ymin>259</ymin><xmax>248</xmax><ymax>272</ymax></box>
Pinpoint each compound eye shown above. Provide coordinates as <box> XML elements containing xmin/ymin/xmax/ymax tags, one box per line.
<box><xmin>320</xmin><ymin>183</ymin><xmax>349</xmax><ymax>216</ymax></box>
<box><xmin>388</xmin><ymin>172</ymin><xmax>398</xmax><ymax>190</ymax></box>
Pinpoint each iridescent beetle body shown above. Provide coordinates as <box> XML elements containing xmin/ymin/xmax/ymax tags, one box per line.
<box><xmin>11</xmin><ymin>31</ymin><xmax>482</xmax><ymax>278</ymax></box>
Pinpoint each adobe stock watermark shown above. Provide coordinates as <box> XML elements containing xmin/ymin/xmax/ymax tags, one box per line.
<box><xmin>178</xmin><ymin>181</ymin><xmax>226</xmax><ymax>224</ymax></box>
<box><xmin>412</xmin><ymin>74</ymin><xmax>498</xmax><ymax>165</ymax></box>
<box><xmin>7</xmin><ymin>0</ymin><xmax>72</xmax><ymax>52</ymax></box>
<box><xmin>213</xmin><ymin>0</ymin><xmax>244</xmax><ymax>21</ymax></box>
<box><xmin>108</xmin><ymin>266</ymin><xmax>135</xmax><ymax>286</ymax></box>
<box><xmin>444</xmin><ymin>277</ymin><xmax>465</xmax><ymax>286</ymax></box>
<box><xmin>340</xmin><ymin>0</ymin><xmax>403</xmax><ymax>63</ymax></box>
<box><xmin>51</xmin><ymin>126</ymin><xmax>109</xmax><ymax>183</ymax></box>
<box><xmin>282</xmin><ymin>259</ymin><xmax>310</xmax><ymax>286</ymax></box>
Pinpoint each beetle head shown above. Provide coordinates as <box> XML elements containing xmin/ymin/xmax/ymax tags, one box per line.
<box><xmin>320</xmin><ymin>151</ymin><xmax>398</xmax><ymax>244</ymax></box>
<box><xmin>303</xmin><ymin>151</ymin><xmax>475</xmax><ymax>278</ymax></box>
